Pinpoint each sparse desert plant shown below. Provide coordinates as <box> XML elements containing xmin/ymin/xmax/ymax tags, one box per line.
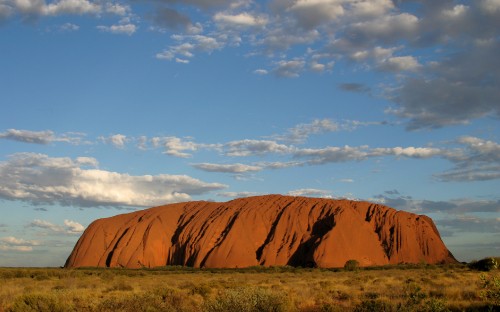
<box><xmin>423</xmin><ymin>298</ymin><xmax>450</xmax><ymax>312</ymax></box>
<box><xmin>344</xmin><ymin>260</ymin><xmax>360</xmax><ymax>272</ymax></box>
<box><xmin>106</xmin><ymin>279</ymin><xmax>134</xmax><ymax>292</ymax></box>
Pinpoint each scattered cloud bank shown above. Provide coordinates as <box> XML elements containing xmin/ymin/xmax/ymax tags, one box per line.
<box><xmin>373</xmin><ymin>191</ymin><xmax>500</xmax><ymax>215</ymax></box>
<box><xmin>186</xmin><ymin>134</ymin><xmax>500</xmax><ymax>184</ymax></box>
<box><xmin>1</xmin><ymin>2</ymin><xmax>498</xmax><ymax>128</ymax></box>
<box><xmin>143</xmin><ymin>0</ymin><xmax>499</xmax><ymax>129</ymax></box>
<box><xmin>0</xmin><ymin>153</ymin><xmax>227</xmax><ymax>208</ymax></box>
<box><xmin>435</xmin><ymin>136</ymin><xmax>500</xmax><ymax>182</ymax></box>
<box><xmin>6</xmin><ymin>119</ymin><xmax>498</xmax><ymax>185</ymax></box>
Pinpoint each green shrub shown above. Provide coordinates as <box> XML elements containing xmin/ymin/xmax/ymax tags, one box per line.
<box><xmin>468</xmin><ymin>258</ymin><xmax>498</xmax><ymax>272</ymax></box>
<box><xmin>189</xmin><ymin>284</ymin><xmax>212</xmax><ymax>299</ymax></box>
<box><xmin>403</xmin><ymin>281</ymin><xmax>427</xmax><ymax>306</ymax></box>
<box><xmin>478</xmin><ymin>273</ymin><xmax>500</xmax><ymax>306</ymax></box>
<box><xmin>344</xmin><ymin>260</ymin><xmax>360</xmax><ymax>272</ymax></box>
<box><xmin>204</xmin><ymin>287</ymin><xmax>290</xmax><ymax>312</ymax></box>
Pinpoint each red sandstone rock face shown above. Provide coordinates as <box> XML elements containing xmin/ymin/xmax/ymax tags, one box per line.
<box><xmin>65</xmin><ymin>195</ymin><xmax>457</xmax><ymax>268</ymax></box>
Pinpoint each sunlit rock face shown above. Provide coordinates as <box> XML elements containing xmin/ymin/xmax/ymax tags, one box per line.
<box><xmin>65</xmin><ymin>195</ymin><xmax>457</xmax><ymax>268</ymax></box>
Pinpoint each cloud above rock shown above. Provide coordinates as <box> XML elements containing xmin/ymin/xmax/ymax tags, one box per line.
<box><xmin>0</xmin><ymin>153</ymin><xmax>227</xmax><ymax>207</ymax></box>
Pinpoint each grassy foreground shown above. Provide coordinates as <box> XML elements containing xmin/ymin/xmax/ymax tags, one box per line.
<box><xmin>0</xmin><ymin>264</ymin><xmax>498</xmax><ymax>312</ymax></box>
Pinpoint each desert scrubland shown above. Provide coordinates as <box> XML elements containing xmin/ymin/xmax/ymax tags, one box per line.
<box><xmin>0</xmin><ymin>263</ymin><xmax>498</xmax><ymax>312</ymax></box>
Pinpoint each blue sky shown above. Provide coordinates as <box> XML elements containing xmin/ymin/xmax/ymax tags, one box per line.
<box><xmin>0</xmin><ymin>0</ymin><xmax>499</xmax><ymax>266</ymax></box>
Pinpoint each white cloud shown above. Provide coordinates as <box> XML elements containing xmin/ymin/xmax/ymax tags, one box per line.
<box><xmin>261</xmin><ymin>27</ymin><xmax>320</xmax><ymax>51</ymax></box>
<box><xmin>350</xmin><ymin>13</ymin><xmax>419</xmax><ymax>42</ymax></box>
<box><xmin>75</xmin><ymin>156</ymin><xmax>99</xmax><ymax>167</ymax></box>
<box><xmin>216</xmin><ymin>191</ymin><xmax>260</xmax><ymax>198</ymax></box>
<box><xmin>64</xmin><ymin>219</ymin><xmax>85</xmax><ymax>234</ymax></box>
<box><xmin>258</xmin><ymin>160</ymin><xmax>305</xmax><ymax>169</ymax></box>
<box><xmin>378</xmin><ymin>55</ymin><xmax>421</xmax><ymax>72</ymax></box>
<box><xmin>156</xmin><ymin>34</ymin><xmax>224</xmax><ymax>61</ymax></box>
<box><xmin>30</xmin><ymin>219</ymin><xmax>85</xmax><ymax>235</ymax></box>
<box><xmin>339</xmin><ymin>178</ymin><xmax>354</xmax><ymax>183</ymax></box>
<box><xmin>371</xmin><ymin>146</ymin><xmax>443</xmax><ymax>158</ymax></box>
<box><xmin>224</xmin><ymin>139</ymin><xmax>293</xmax><ymax>156</ymax></box>
<box><xmin>349</xmin><ymin>0</ymin><xmax>394</xmax><ymax>18</ymax></box>
<box><xmin>442</xmin><ymin>4</ymin><xmax>468</xmax><ymax>19</ymax></box>
<box><xmin>0</xmin><ymin>153</ymin><xmax>227</xmax><ymax>207</ymax></box>
<box><xmin>295</xmin><ymin>145</ymin><xmax>369</xmax><ymax>164</ymax></box>
<box><xmin>152</xmin><ymin>136</ymin><xmax>215</xmax><ymax>158</ymax></box>
<box><xmin>192</xmin><ymin>163</ymin><xmax>263</xmax><ymax>173</ymax></box>
<box><xmin>60</xmin><ymin>22</ymin><xmax>79</xmax><ymax>31</ymax></box>
<box><xmin>97</xmin><ymin>23</ymin><xmax>136</xmax><ymax>35</ymax></box>
<box><xmin>104</xmin><ymin>2</ymin><xmax>129</xmax><ymax>16</ymax></box>
<box><xmin>0</xmin><ymin>236</ymin><xmax>40</xmax><ymax>252</ymax></box>
<box><xmin>163</xmin><ymin>137</ymin><xmax>196</xmax><ymax>157</ymax></box>
<box><xmin>434</xmin><ymin>136</ymin><xmax>500</xmax><ymax>182</ymax></box>
<box><xmin>287</xmin><ymin>188</ymin><xmax>333</xmax><ymax>198</ymax></box>
<box><xmin>0</xmin><ymin>129</ymin><xmax>86</xmax><ymax>145</ymax></box>
<box><xmin>289</xmin><ymin>0</ymin><xmax>345</xmax><ymax>29</ymax></box>
<box><xmin>253</xmin><ymin>69</ymin><xmax>268</xmax><ymax>75</ymax></box>
<box><xmin>43</xmin><ymin>0</ymin><xmax>100</xmax><ymax>15</ymax></box>
<box><xmin>480</xmin><ymin>0</ymin><xmax>500</xmax><ymax>13</ymax></box>
<box><xmin>294</xmin><ymin>144</ymin><xmax>445</xmax><ymax>164</ymax></box>
<box><xmin>273</xmin><ymin>59</ymin><xmax>305</xmax><ymax>77</ymax></box>
<box><xmin>214</xmin><ymin>12</ymin><xmax>267</xmax><ymax>27</ymax></box>
<box><xmin>310</xmin><ymin>61</ymin><xmax>325</xmax><ymax>72</ymax></box>
<box><xmin>0</xmin><ymin>129</ymin><xmax>54</xmax><ymax>144</ymax></box>
<box><xmin>100</xmin><ymin>134</ymin><xmax>128</xmax><ymax>148</ymax></box>
<box><xmin>8</xmin><ymin>0</ymin><xmax>132</xmax><ymax>18</ymax></box>
<box><xmin>273</xmin><ymin>118</ymin><xmax>340</xmax><ymax>143</ymax></box>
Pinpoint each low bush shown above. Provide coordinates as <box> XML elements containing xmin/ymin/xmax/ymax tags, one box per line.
<box><xmin>344</xmin><ymin>260</ymin><xmax>360</xmax><ymax>272</ymax></box>
<box><xmin>354</xmin><ymin>299</ymin><xmax>393</xmax><ymax>312</ymax></box>
<box><xmin>468</xmin><ymin>258</ymin><xmax>498</xmax><ymax>272</ymax></box>
<box><xmin>478</xmin><ymin>273</ymin><xmax>500</xmax><ymax>306</ymax></box>
<box><xmin>204</xmin><ymin>287</ymin><xmax>290</xmax><ymax>312</ymax></box>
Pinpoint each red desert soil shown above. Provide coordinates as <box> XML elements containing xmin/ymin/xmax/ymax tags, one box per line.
<box><xmin>65</xmin><ymin>195</ymin><xmax>457</xmax><ymax>268</ymax></box>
